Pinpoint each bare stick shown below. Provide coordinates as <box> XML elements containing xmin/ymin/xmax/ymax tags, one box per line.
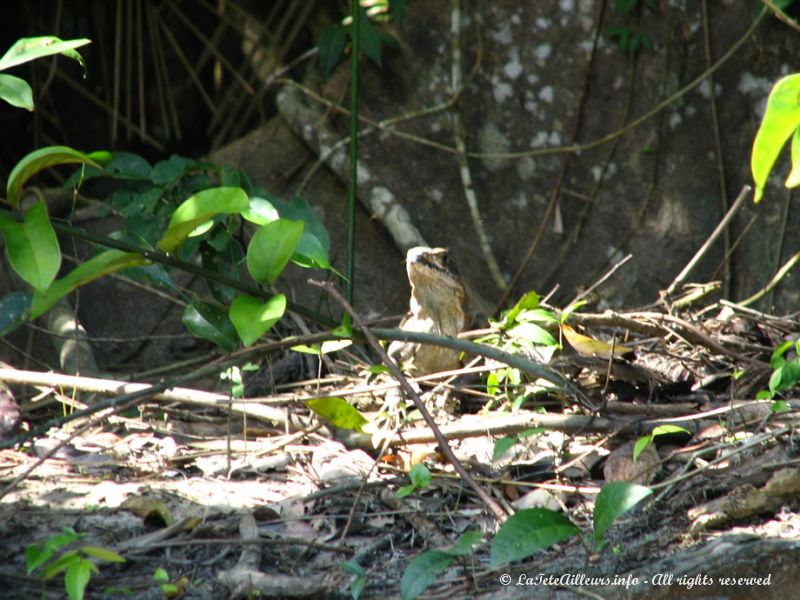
<box><xmin>451</xmin><ymin>0</ymin><xmax>506</xmax><ymax>291</ymax></box>
<box><xmin>664</xmin><ymin>185</ymin><xmax>751</xmax><ymax>297</ymax></box>
<box><xmin>569</xmin><ymin>253</ymin><xmax>632</xmax><ymax>306</ymax></box>
<box><xmin>737</xmin><ymin>249</ymin><xmax>800</xmax><ymax>307</ymax></box>
<box><xmin>309</xmin><ymin>279</ymin><xmax>509</xmax><ymax>522</ymax></box>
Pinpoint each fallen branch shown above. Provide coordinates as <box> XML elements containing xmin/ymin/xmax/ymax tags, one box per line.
<box><xmin>310</xmin><ymin>279</ymin><xmax>510</xmax><ymax>522</ymax></box>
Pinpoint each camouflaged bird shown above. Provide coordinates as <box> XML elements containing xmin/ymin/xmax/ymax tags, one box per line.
<box><xmin>387</xmin><ymin>247</ymin><xmax>468</xmax><ymax>375</ymax></box>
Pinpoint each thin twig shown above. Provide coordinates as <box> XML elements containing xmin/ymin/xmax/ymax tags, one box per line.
<box><xmin>737</xmin><ymin>250</ymin><xmax>800</xmax><ymax>308</ymax></box>
<box><xmin>701</xmin><ymin>0</ymin><xmax>731</xmax><ymax>298</ymax></box>
<box><xmin>309</xmin><ymin>279</ymin><xmax>510</xmax><ymax>522</ymax></box>
<box><xmin>451</xmin><ymin>0</ymin><xmax>506</xmax><ymax>291</ymax></box>
<box><xmin>664</xmin><ymin>185</ymin><xmax>751</xmax><ymax>297</ymax></box>
<box><xmin>569</xmin><ymin>254</ymin><xmax>632</xmax><ymax>307</ymax></box>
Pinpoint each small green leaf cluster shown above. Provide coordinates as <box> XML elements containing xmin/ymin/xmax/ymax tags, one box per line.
<box><xmin>25</xmin><ymin>527</ymin><xmax>125</xmax><ymax>600</ymax></box>
<box><xmin>479</xmin><ymin>291</ymin><xmax>560</xmax><ymax>408</ymax></box>
<box><xmin>1</xmin><ymin>145</ymin><xmax>335</xmax><ymax>350</ymax></box>
<box><xmin>396</xmin><ymin>463</ymin><xmax>432</xmax><ymax>498</ymax></box>
<box><xmin>318</xmin><ymin>0</ymin><xmax>407</xmax><ymax>77</ymax></box>
<box><xmin>492</xmin><ymin>427</ymin><xmax>545</xmax><ymax>462</ymax></box>
<box><xmin>605</xmin><ymin>0</ymin><xmax>655</xmax><ymax>56</ymax></box>
<box><xmin>757</xmin><ymin>340</ymin><xmax>800</xmax><ymax>406</ymax></box>
<box><xmin>398</xmin><ymin>482</ymin><xmax>653</xmax><ymax>599</ymax></box>
<box><xmin>399</xmin><ymin>530</ymin><xmax>481</xmax><ymax>600</ymax></box>
<box><xmin>633</xmin><ymin>424</ymin><xmax>689</xmax><ymax>464</ymax></box>
<box><xmin>0</xmin><ymin>36</ymin><xmax>90</xmax><ymax>111</ymax></box>
<box><xmin>751</xmin><ymin>74</ymin><xmax>800</xmax><ymax>203</ymax></box>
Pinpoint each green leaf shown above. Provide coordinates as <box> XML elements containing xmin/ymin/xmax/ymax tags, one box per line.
<box><xmin>769</xmin><ymin>361</ymin><xmax>800</xmax><ymax>394</ymax></box>
<box><xmin>149</xmin><ymin>155</ymin><xmax>196</xmax><ymax>186</ymax></box>
<box><xmin>25</xmin><ymin>544</ymin><xmax>52</xmax><ymax>574</ymax></box>
<box><xmin>507</xmin><ymin>322</ymin><xmax>557</xmax><ymax>346</ymax></box>
<box><xmin>650</xmin><ymin>424</ymin><xmax>690</xmax><ymax>437</ymax></box>
<box><xmin>0</xmin><ymin>36</ymin><xmax>91</xmax><ymax>72</ymax></box>
<box><xmin>158</xmin><ymin>187</ymin><xmax>249</xmax><ymax>254</ymax></box>
<box><xmin>447</xmin><ymin>530</ymin><xmax>482</xmax><ymax>556</ymax></box>
<box><xmin>560</xmin><ymin>299</ymin><xmax>587</xmax><ymax>323</ymax></box>
<box><xmin>772</xmin><ymin>399</ymin><xmax>791</xmax><ymax>413</ymax></box>
<box><xmin>271</xmin><ymin>196</ymin><xmax>330</xmax><ymax>254</ymax></box>
<box><xmin>153</xmin><ymin>567</ymin><xmax>170</xmax><ymax>582</ymax></box>
<box><xmin>292</xmin><ymin>231</ymin><xmax>332</xmax><ymax>269</ymax></box>
<box><xmin>632</xmin><ymin>436</ymin><xmax>652</xmax><ymax>463</ymax></box>
<box><xmin>751</xmin><ymin>74</ymin><xmax>800</xmax><ymax>203</ymax></box>
<box><xmin>0</xmin><ymin>292</ymin><xmax>31</xmax><ymax>336</ymax></box>
<box><xmin>30</xmin><ymin>250</ymin><xmax>146</xmax><ymax>318</ymax></box>
<box><xmin>319</xmin><ymin>23</ymin><xmax>348</xmax><ymax>78</ymax></box>
<box><xmin>489</xmin><ymin>508</ymin><xmax>579</xmax><ymax>566</ymax></box>
<box><xmin>45</xmin><ymin>528</ymin><xmax>79</xmax><ymax>551</ymax></box>
<box><xmin>182</xmin><ymin>301</ymin><xmax>238</xmax><ymax>351</ymax></box>
<box><xmin>305</xmin><ymin>397</ymin><xmax>369</xmax><ymax>431</ymax></box>
<box><xmin>788</xmin><ymin>121</ymin><xmax>800</xmax><ymax>188</ymax></box>
<box><xmin>342</xmin><ymin>560</ymin><xmax>367</xmax><ymax>600</ymax></box>
<box><xmin>41</xmin><ymin>550</ymin><xmax>80</xmax><ymax>580</ymax></box>
<box><xmin>400</xmin><ymin>550</ymin><xmax>455</xmax><ymax>600</ymax></box>
<box><xmin>593</xmin><ymin>481</ymin><xmax>653</xmax><ymax>542</ymax></box>
<box><xmin>492</xmin><ymin>436</ymin><xmax>518</xmax><ymax>462</ymax></box>
<box><xmin>241</xmin><ymin>196</ymin><xmax>279</xmax><ymax>225</ymax></box>
<box><xmin>408</xmin><ymin>463</ymin><xmax>432</xmax><ymax>488</ymax></box>
<box><xmin>770</xmin><ymin>340</ymin><xmax>795</xmax><ymax>367</ymax></box>
<box><xmin>64</xmin><ymin>559</ymin><xmax>94</xmax><ymax>600</ymax></box>
<box><xmin>246</xmin><ymin>219</ymin><xmax>304</xmax><ymax>284</ymax></box>
<box><xmin>79</xmin><ymin>546</ymin><xmax>125</xmax><ymax>563</ymax></box>
<box><xmin>0</xmin><ymin>202</ymin><xmax>61</xmax><ymax>292</ymax></box>
<box><xmin>229</xmin><ymin>293</ymin><xmax>286</xmax><ymax>346</ymax></box>
<box><xmin>6</xmin><ymin>146</ymin><xmax>101</xmax><ymax>207</ymax></box>
<box><xmin>499</xmin><ymin>290</ymin><xmax>540</xmax><ymax>328</ymax></box>
<box><xmin>291</xmin><ymin>340</ymin><xmax>352</xmax><ymax>355</ymax></box>
<box><xmin>0</xmin><ymin>73</ymin><xmax>33</xmax><ymax>110</ymax></box>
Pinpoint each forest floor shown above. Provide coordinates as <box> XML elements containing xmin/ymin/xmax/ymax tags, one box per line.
<box><xmin>1</xmin><ymin>297</ymin><xmax>799</xmax><ymax>599</ymax></box>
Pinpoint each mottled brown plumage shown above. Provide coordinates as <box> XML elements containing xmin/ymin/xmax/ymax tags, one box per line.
<box><xmin>388</xmin><ymin>247</ymin><xmax>468</xmax><ymax>375</ymax></box>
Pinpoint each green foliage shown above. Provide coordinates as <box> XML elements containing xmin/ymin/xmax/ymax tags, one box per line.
<box><xmin>305</xmin><ymin>397</ymin><xmax>369</xmax><ymax>431</ymax></box>
<box><xmin>152</xmin><ymin>567</ymin><xmax>188</xmax><ymax>596</ymax></box>
<box><xmin>6</xmin><ymin>146</ymin><xmax>101</xmax><ymax>207</ymax></box>
<box><xmin>182</xmin><ymin>300</ymin><xmax>239</xmax><ymax>352</ymax></box>
<box><xmin>1</xmin><ymin>146</ymin><xmax>335</xmax><ymax>351</ymax></box>
<box><xmin>592</xmin><ymin>482</ymin><xmax>653</xmax><ymax>547</ymax></box>
<box><xmin>30</xmin><ymin>250</ymin><xmax>146</xmax><ymax>318</ymax></box>
<box><xmin>399</xmin><ymin>531</ymin><xmax>480</xmax><ymax>600</ymax></box>
<box><xmin>751</xmin><ymin>74</ymin><xmax>800</xmax><ymax>203</ymax></box>
<box><xmin>229</xmin><ymin>293</ymin><xmax>287</xmax><ymax>346</ymax></box>
<box><xmin>632</xmin><ymin>424</ymin><xmax>689</xmax><ymax>463</ymax></box>
<box><xmin>318</xmin><ymin>3</ymin><xmax>402</xmax><ymax>77</ymax></box>
<box><xmin>291</xmin><ymin>339</ymin><xmax>353</xmax><ymax>355</ymax></box>
<box><xmin>483</xmin><ymin>481</ymin><xmax>651</xmax><ymax>569</ymax></box>
<box><xmin>757</xmin><ymin>340</ymin><xmax>800</xmax><ymax>401</ymax></box>
<box><xmin>341</xmin><ymin>559</ymin><xmax>368</xmax><ymax>600</ymax></box>
<box><xmin>246</xmin><ymin>219</ymin><xmax>304</xmax><ymax>284</ymax></box>
<box><xmin>479</xmin><ymin>291</ymin><xmax>561</xmax><ymax>407</ymax></box>
<box><xmin>490</xmin><ymin>509</ymin><xmax>579</xmax><ymax>567</ymax></box>
<box><xmin>492</xmin><ymin>428</ymin><xmax>545</xmax><ymax>462</ymax></box>
<box><xmin>396</xmin><ymin>463</ymin><xmax>432</xmax><ymax>498</ymax></box>
<box><xmin>157</xmin><ymin>187</ymin><xmax>249</xmax><ymax>254</ymax></box>
<box><xmin>605</xmin><ymin>0</ymin><xmax>655</xmax><ymax>55</ymax></box>
<box><xmin>0</xmin><ymin>36</ymin><xmax>91</xmax><ymax>111</ymax></box>
<box><xmin>0</xmin><ymin>201</ymin><xmax>60</xmax><ymax>291</ymax></box>
<box><xmin>26</xmin><ymin>527</ymin><xmax>125</xmax><ymax>600</ymax></box>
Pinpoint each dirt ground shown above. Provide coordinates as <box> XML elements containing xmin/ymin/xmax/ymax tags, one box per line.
<box><xmin>2</xmin><ymin>302</ymin><xmax>800</xmax><ymax>599</ymax></box>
